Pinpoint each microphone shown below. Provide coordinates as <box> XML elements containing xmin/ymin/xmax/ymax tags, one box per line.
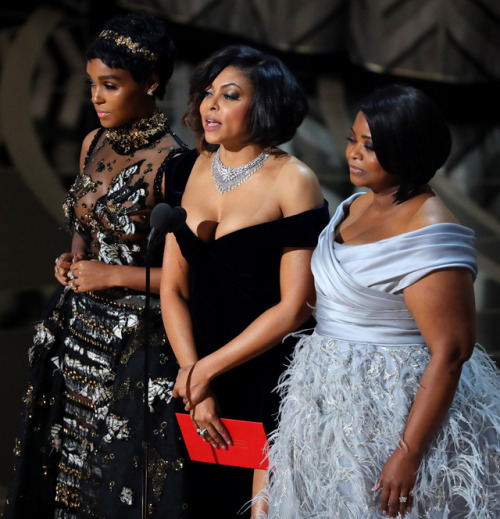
<box><xmin>143</xmin><ymin>202</ymin><xmax>186</xmax><ymax>519</ymax></box>
<box><xmin>148</xmin><ymin>203</ymin><xmax>187</xmax><ymax>248</ymax></box>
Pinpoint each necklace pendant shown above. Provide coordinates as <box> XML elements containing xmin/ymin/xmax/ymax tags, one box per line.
<box><xmin>211</xmin><ymin>148</ymin><xmax>270</xmax><ymax>194</ymax></box>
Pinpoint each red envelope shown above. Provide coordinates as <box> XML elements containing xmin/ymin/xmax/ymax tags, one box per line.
<box><xmin>175</xmin><ymin>413</ymin><xmax>269</xmax><ymax>470</ymax></box>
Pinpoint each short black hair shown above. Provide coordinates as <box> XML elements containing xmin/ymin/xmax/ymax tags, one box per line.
<box><xmin>359</xmin><ymin>84</ymin><xmax>452</xmax><ymax>203</ymax></box>
<box><xmin>86</xmin><ymin>11</ymin><xmax>175</xmax><ymax>99</ymax></box>
<box><xmin>182</xmin><ymin>44</ymin><xmax>308</xmax><ymax>152</ymax></box>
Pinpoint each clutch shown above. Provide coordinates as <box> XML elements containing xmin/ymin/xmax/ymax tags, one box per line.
<box><xmin>175</xmin><ymin>413</ymin><xmax>269</xmax><ymax>470</ymax></box>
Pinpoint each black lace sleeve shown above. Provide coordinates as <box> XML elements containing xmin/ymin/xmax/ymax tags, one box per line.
<box><xmin>83</xmin><ymin>128</ymin><xmax>106</xmax><ymax>169</ymax></box>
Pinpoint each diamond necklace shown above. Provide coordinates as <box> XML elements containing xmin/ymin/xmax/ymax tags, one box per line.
<box><xmin>211</xmin><ymin>148</ymin><xmax>270</xmax><ymax>194</ymax></box>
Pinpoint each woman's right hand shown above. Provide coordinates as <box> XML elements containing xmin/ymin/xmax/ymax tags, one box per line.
<box><xmin>54</xmin><ymin>252</ymin><xmax>85</xmax><ymax>286</ymax></box>
<box><xmin>190</xmin><ymin>391</ymin><xmax>233</xmax><ymax>450</ymax></box>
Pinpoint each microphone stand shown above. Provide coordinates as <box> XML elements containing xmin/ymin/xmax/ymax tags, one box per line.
<box><xmin>142</xmin><ymin>231</ymin><xmax>155</xmax><ymax>519</ymax></box>
<box><xmin>140</xmin><ymin>205</ymin><xmax>186</xmax><ymax>518</ymax></box>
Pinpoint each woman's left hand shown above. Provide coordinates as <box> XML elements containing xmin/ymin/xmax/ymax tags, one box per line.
<box><xmin>173</xmin><ymin>362</ymin><xmax>211</xmax><ymax>410</ymax></box>
<box><xmin>373</xmin><ymin>447</ymin><xmax>418</xmax><ymax>518</ymax></box>
<box><xmin>69</xmin><ymin>259</ymin><xmax>115</xmax><ymax>292</ymax></box>
<box><xmin>189</xmin><ymin>392</ymin><xmax>232</xmax><ymax>449</ymax></box>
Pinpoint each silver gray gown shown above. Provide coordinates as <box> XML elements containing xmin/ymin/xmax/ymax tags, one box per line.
<box><xmin>265</xmin><ymin>193</ymin><xmax>500</xmax><ymax>519</ymax></box>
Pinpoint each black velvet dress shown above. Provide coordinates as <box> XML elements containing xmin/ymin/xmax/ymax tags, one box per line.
<box><xmin>174</xmin><ymin>202</ymin><xmax>330</xmax><ymax>518</ymax></box>
<box><xmin>3</xmin><ymin>118</ymin><xmax>197</xmax><ymax>519</ymax></box>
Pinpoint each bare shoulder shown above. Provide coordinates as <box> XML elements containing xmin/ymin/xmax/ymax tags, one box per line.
<box><xmin>185</xmin><ymin>150</ymin><xmax>212</xmax><ymax>180</ymax></box>
<box><xmin>273</xmin><ymin>154</ymin><xmax>324</xmax><ymax>216</ymax></box>
<box><xmin>196</xmin><ymin>150</ymin><xmax>213</xmax><ymax>167</ymax></box>
<box><xmin>406</xmin><ymin>191</ymin><xmax>460</xmax><ymax>230</ymax></box>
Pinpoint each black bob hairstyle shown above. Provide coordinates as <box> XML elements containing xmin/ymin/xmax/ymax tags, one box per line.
<box><xmin>86</xmin><ymin>11</ymin><xmax>175</xmax><ymax>100</ymax></box>
<box><xmin>359</xmin><ymin>84</ymin><xmax>452</xmax><ymax>204</ymax></box>
<box><xmin>182</xmin><ymin>44</ymin><xmax>308</xmax><ymax>153</ymax></box>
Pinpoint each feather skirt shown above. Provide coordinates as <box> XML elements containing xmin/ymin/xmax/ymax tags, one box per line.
<box><xmin>263</xmin><ymin>333</ymin><xmax>500</xmax><ymax>519</ymax></box>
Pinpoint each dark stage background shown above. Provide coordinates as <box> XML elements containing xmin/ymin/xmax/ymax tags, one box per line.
<box><xmin>1</xmin><ymin>0</ymin><xmax>499</xmax><ymax>507</ymax></box>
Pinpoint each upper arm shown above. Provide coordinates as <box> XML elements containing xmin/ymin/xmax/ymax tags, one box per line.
<box><xmin>160</xmin><ymin>233</ymin><xmax>190</xmax><ymax>301</ymax></box>
<box><xmin>403</xmin><ymin>268</ymin><xmax>476</xmax><ymax>361</ymax></box>
<box><xmin>79</xmin><ymin>129</ymin><xmax>100</xmax><ymax>172</ymax></box>
<box><xmin>277</xmin><ymin>160</ymin><xmax>324</xmax><ymax>217</ymax></box>
<box><xmin>274</xmin><ymin>160</ymin><xmax>323</xmax><ymax>316</ymax></box>
<box><xmin>279</xmin><ymin>246</ymin><xmax>316</xmax><ymax>319</ymax></box>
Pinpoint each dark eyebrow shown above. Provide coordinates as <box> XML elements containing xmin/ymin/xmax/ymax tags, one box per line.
<box><xmin>221</xmin><ymin>82</ymin><xmax>242</xmax><ymax>89</ymax></box>
<box><xmin>350</xmin><ymin>127</ymin><xmax>372</xmax><ymax>140</ymax></box>
<box><xmin>87</xmin><ymin>74</ymin><xmax>122</xmax><ymax>81</ymax></box>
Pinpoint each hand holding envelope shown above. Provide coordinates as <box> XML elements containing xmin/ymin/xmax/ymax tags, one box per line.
<box><xmin>176</xmin><ymin>413</ymin><xmax>269</xmax><ymax>470</ymax></box>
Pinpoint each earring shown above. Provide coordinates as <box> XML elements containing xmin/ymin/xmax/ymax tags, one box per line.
<box><xmin>147</xmin><ymin>88</ymin><xmax>154</xmax><ymax>96</ymax></box>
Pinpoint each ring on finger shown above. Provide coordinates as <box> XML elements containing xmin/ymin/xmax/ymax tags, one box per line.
<box><xmin>196</xmin><ymin>428</ymin><xmax>208</xmax><ymax>437</ymax></box>
<box><xmin>68</xmin><ymin>270</ymin><xmax>74</xmax><ymax>279</ymax></box>
<box><xmin>399</xmin><ymin>496</ymin><xmax>408</xmax><ymax>503</ymax></box>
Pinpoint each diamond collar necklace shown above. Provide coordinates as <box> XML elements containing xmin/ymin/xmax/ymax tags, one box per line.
<box><xmin>211</xmin><ymin>148</ymin><xmax>270</xmax><ymax>194</ymax></box>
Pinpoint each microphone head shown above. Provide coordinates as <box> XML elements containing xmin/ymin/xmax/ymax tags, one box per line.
<box><xmin>169</xmin><ymin>206</ymin><xmax>187</xmax><ymax>232</ymax></box>
<box><xmin>149</xmin><ymin>203</ymin><xmax>187</xmax><ymax>235</ymax></box>
<box><xmin>150</xmin><ymin>203</ymin><xmax>173</xmax><ymax>232</ymax></box>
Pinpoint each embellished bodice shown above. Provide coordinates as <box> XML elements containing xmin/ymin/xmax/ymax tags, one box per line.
<box><xmin>312</xmin><ymin>193</ymin><xmax>478</xmax><ymax>344</ymax></box>
<box><xmin>63</xmin><ymin>118</ymin><xmax>187</xmax><ymax>267</ymax></box>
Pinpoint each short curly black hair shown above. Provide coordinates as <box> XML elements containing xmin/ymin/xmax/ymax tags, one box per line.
<box><xmin>182</xmin><ymin>44</ymin><xmax>308</xmax><ymax>152</ymax></box>
<box><xmin>86</xmin><ymin>11</ymin><xmax>175</xmax><ymax>100</ymax></box>
<box><xmin>359</xmin><ymin>84</ymin><xmax>452</xmax><ymax>204</ymax></box>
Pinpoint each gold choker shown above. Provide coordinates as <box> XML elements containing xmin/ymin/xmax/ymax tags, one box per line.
<box><xmin>106</xmin><ymin>110</ymin><xmax>169</xmax><ymax>155</ymax></box>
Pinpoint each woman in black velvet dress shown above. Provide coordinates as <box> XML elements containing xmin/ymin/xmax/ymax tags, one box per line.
<box><xmin>160</xmin><ymin>44</ymin><xmax>329</xmax><ymax>518</ymax></box>
<box><xmin>4</xmin><ymin>11</ymin><xmax>194</xmax><ymax>518</ymax></box>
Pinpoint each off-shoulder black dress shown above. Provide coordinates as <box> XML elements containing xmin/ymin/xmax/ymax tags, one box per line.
<box><xmin>174</xmin><ymin>202</ymin><xmax>330</xmax><ymax>518</ymax></box>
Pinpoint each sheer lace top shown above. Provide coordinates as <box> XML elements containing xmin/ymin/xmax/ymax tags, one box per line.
<box><xmin>63</xmin><ymin>126</ymin><xmax>187</xmax><ymax>267</ymax></box>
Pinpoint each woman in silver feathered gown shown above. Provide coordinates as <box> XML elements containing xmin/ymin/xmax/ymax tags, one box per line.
<box><xmin>263</xmin><ymin>85</ymin><xmax>500</xmax><ymax>519</ymax></box>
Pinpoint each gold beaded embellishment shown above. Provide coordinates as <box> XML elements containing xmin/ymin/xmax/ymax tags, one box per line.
<box><xmin>99</xmin><ymin>30</ymin><xmax>158</xmax><ymax>61</ymax></box>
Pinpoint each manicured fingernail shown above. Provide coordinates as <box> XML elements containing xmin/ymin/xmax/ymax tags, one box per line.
<box><xmin>222</xmin><ymin>446</ymin><xmax>227</xmax><ymax>450</ymax></box>
<box><xmin>212</xmin><ymin>444</ymin><xmax>217</xmax><ymax>449</ymax></box>
<box><xmin>228</xmin><ymin>441</ymin><xmax>233</xmax><ymax>446</ymax></box>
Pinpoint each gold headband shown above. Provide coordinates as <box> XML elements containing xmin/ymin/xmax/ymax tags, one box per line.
<box><xmin>99</xmin><ymin>30</ymin><xmax>158</xmax><ymax>61</ymax></box>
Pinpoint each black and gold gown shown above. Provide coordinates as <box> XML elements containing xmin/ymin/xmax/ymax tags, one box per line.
<box><xmin>3</xmin><ymin>113</ymin><xmax>197</xmax><ymax>518</ymax></box>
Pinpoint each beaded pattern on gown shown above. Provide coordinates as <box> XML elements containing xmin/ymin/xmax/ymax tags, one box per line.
<box><xmin>264</xmin><ymin>193</ymin><xmax>500</xmax><ymax>519</ymax></box>
<box><xmin>4</xmin><ymin>119</ymin><xmax>195</xmax><ymax>518</ymax></box>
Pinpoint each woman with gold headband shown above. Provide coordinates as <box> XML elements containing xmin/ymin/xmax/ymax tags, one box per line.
<box><xmin>3</xmin><ymin>11</ymin><xmax>195</xmax><ymax>518</ymax></box>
